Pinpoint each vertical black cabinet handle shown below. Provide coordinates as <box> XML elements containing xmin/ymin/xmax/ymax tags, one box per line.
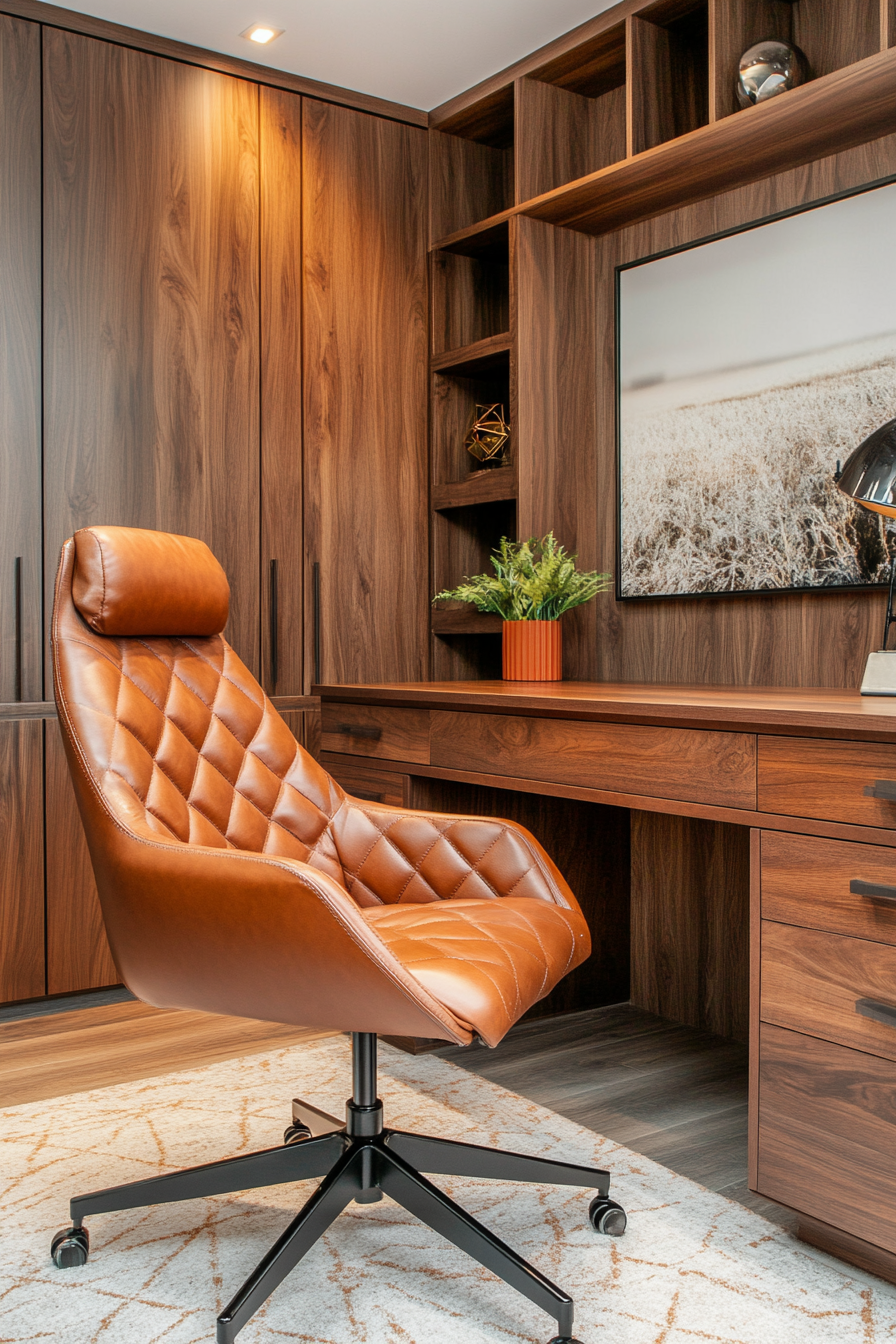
<box><xmin>864</xmin><ymin>780</ymin><xmax>896</xmax><ymax>801</ymax></box>
<box><xmin>269</xmin><ymin>558</ymin><xmax>279</xmax><ymax>690</ymax></box>
<box><xmin>856</xmin><ymin>997</ymin><xmax>896</xmax><ymax>1029</ymax></box>
<box><xmin>14</xmin><ymin>556</ymin><xmax>22</xmax><ymax>703</ymax></box>
<box><xmin>312</xmin><ymin>562</ymin><xmax>321</xmax><ymax>686</ymax></box>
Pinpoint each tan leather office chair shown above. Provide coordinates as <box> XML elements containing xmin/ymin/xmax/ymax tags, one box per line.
<box><xmin>49</xmin><ymin>525</ymin><xmax>626</xmax><ymax>1344</ymax></box>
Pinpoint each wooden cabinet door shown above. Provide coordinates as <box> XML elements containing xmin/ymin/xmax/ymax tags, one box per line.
<box><xmin>0</xmin><ymin>718</ymin><xmax>44</xmax><ymax>1002</ymax></box>
<box><xmin>303</xmin><ymin>99</ymin><xmax>429</xmax><ymax>686</ymax></box>
<box><xmin>0</xmin><ymin>16</ymin><xmax>41</xmax><ymax>703</ymax></box>
<box><xmin>260</xmin><ymin>88</ymin><xmax>305</xmax><ymax>695</ymax></box>
<box><xmin>44</xmin><ymin>719</ymin><xmax>117</xmax><ymax>995</ymax></box>
<box><xmin>42</xmin><ymin>30</ymin><xmax>261</xmax><ymax>676</ymax></box>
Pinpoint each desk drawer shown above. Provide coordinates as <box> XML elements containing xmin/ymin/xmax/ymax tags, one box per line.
<box><xmin>757</xmin><ymin>1023</ymin><xmax>896</xmax><ymax>1253</ymax></box>
<box><xmin>321</xmin><ymin>755</ymin><xmax>406</xmax><ymax>808</ymax></box>
<box><xmin>758</xmin><ymin>736</ymin><xmax>896</xmax><ymax>828</ymax></box>
<box><xmin>320</xmin><ymin>704</ymin><xmax>430</xmax><ymax>764</ymax></box>
<box><xmin>761</xmin><ymin>920</ymin><xmax>896</xmax><ymax>1062</ymax></box>
<box><xmin>761</xmin><ymin>832</ymin><xmax>896</xmax><ymax>945</ymax></box>
<box><xmin>429</xmin><ymin>711</ymin><xmax>756</xmax><ymax>808</ymax></box>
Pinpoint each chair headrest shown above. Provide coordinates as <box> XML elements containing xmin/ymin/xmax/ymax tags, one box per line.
<box><xmin>72</xmin><ymin>526</ymin><xmax>230</xmax><ymax>637</ymax></box>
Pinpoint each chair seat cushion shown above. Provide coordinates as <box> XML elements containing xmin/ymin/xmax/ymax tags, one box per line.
<box><xmin>361</xmin><ymin>896</ymin><xmax>589</xmax><ymax>1047</ymax></box>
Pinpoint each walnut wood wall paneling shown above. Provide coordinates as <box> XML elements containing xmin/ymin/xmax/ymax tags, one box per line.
<box><xmin>406</xmin><ymin>776</ymin><xmax>631</xmax><ymax>1017</ymax></box>
<box><xmin>302</xmin><ymin>99</ymin><xmax>429</xmax><ymax>686</ymax></box>
<box><xmin>42</xmin><ymin>30</ymin><xmax>261</xmax><ymax>682</ymax></box>
<box><xmin>630</xmin><ymin>812</ymin><xmax>750</xmax><ymax>1040</ymax></box>
<box><xmin>514</xmin><ymin>78</ymin><xmax>626</xmax><ymax>204</ymax></box>
<box><xmin>547</xmin><ymin>129</ymin><xmax>896</xmax><ymax>687</ymax></box>
<box><xmin>791</xmin><ymin>0</ymin><xmax>881</xmax><ymax>80</ymax></box>
<box><xmin>0</xmin><ymin>718</ymin><xmax>44</xmax><ymax>1002</ymax></box>
<box><xmin>44</xmin><ymin>718</ymin><xmax>118</xmax><ymax>995</ymax></box>
<box><xmin>429</xmin><ymin>131</ymin><xmax>514</xmax><ymax>242</ymax></box>
<box><xmin>430</xmin><ymin>252</ymin><xmax>510</xmax><ymax>356</ymax></box>
<box><xmin>0</xmin><ymin>16</ymin><xmax>41</xmax><ymax>704</ymax></box>
<box><xmin>260</xmin><ymin>87</ymin><xmax>304</xmax><ymax>696</ymax></box>
<box><xmin>514</xmin><ymin>216</ymin><xmax>600</xmax><ymax>681</ymax></box>
<box><xmin>627</xmin><ymin>6</ymin><xmax>709</xmax><ymax>156</ymax></box>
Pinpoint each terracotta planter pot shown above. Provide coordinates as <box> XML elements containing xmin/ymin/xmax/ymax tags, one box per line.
<box><xmin>502</xmin><ymin>620</ymin><xmax>562</xmax><ymax>681</ymax></box>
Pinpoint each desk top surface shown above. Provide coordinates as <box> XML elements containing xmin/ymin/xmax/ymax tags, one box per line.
<box><xmin>316</xmin><ymin>680</ymin><xmax>896</xmax><ymax>739</ymax></box>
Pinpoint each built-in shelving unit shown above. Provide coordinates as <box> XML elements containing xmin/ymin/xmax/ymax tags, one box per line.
<box><xmin>428</xmin><ymin>0</ymin><xmax>896</xmax><ymax>679</ymax></box>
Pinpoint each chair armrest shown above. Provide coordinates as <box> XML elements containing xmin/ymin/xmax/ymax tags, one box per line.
<box><xmin>332</xmin><ymin>797</ymin><xmax>581</xmax><ymax>911</ymax></box>
<box><xmin>91</xmin><ymin>832</ymin><xmax>471</xmax><ymax>1044</ymax></box>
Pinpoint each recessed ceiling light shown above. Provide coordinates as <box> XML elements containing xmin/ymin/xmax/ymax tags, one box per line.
<box><xmin>240</xmin><ymin>24</ymin><xmax>283</xmax><ymax>44</ymax></box>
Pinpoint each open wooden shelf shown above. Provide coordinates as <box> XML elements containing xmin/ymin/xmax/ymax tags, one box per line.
<box><xmin>432</xmin><ymin>465</ymin><xmax>517</xmax><ymax>511</ymax></box>
<box><xmin>432</xmin><ymin>610</ymin><xmax>503</xmax><ymax>635</ymax></box>
<box><xmin>431</xmin><ymin>217</ymin><xmax>511</xmax><ymax>258</ymax></box>
<box><xmin>431</xmin><ymin>333</ymin><xmax>512</xmax><ymax>377</ymax></box>
<box><xmin>518</xmin><ymin>45</ymin><xmax>896</xmax><ymax>235</ymax></box>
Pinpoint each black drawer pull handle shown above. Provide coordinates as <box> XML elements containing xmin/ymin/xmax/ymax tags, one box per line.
<box><xmin>864</xmin><ymin>779</ymin><xmax>896</xmax><ymax>801</ymax></box>
<box><xmin>851</xmin><ymin>879</ymin><xmax>896</xmax><ymax>904</ymax></box>
<box><xmin>352</xmin><ymin>790</ymin><xmax>385</xmax><ymax>803</ymax></box>
<box><xmin>334</xmin><ymin>722</ymin><xmax>382</xmax><ymax>741</ymax></box>
<box><xmin>856</xmin><ymin>997</ymin><xmax>896</xmax><ymax>1029</ymax></box>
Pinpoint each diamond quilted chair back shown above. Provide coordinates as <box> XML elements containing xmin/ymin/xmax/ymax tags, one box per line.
<box><xmin>53</xmin><ymin>526</ymin><xmax>347</xmax><ymax>887</ymax></box>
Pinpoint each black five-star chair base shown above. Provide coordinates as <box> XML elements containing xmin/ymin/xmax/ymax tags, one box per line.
<box><xmin>51</xmin><ymin>1034</ymin><xmax>626</xmax><ymax>1343</ymax></box>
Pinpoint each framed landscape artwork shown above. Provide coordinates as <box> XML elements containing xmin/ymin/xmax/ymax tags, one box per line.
<box><xmin>616</xmin><ymin>179</ymin><xmax>896</xmax><ymax>600</ymax></box>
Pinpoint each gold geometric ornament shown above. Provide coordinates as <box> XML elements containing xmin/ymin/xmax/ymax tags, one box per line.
<box><xmin>465</xmin><ymin>403</ymin><xmax>510</xmax><ymax>465</ymax></box>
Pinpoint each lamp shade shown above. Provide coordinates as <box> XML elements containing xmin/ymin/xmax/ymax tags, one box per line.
<box><xmin>837</xmin><ymin>417</ymin><xmax>896</xmax><ymax>519</ymax></box>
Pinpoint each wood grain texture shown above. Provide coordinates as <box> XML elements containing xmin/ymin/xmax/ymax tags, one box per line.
<box><xmin>761</xmin><ymin>919</ymin><xmax>896</xmax><ymax>1061</ymax></box>
<box><xmin>320</xmin><ymin>703</ymin><xmax>431</xmax><ymax>763</ymax></box>
<box><xmin>430</xmin><ymin>332</ymin><xmax>512</xmax><ymax>376</ymax></box>
<box><xmin>429</xmin><ymin>131</ymin><xmax>514</xmax><ymax>242</ymax></box>
<box><xmin>430</xmin><ymin>710</ymin><xmax>757</xmax><ymax>808</ymax></box>
<box><xmin>748</xmin><ymin>828</ymin><xmax>760</xmax><ymax>1187</ymax></box>
<box><xmin>42</xmin><ymin>30</ymin><xmax>261</xmax><ymax>677</ymax></box>
<box><xmin>320</xmin><ymin>755</ymin><xmax>408</xmax><ymax>807</ymax></box>
<box><xmin>302</xmin><ymin>99</ymin><xmax>429</xmax><ymax>686</ymax></box>
<box><xmin>0</xmin><ymin>15</ymin><xmax>41</xmax><ymax>704</ymax></box>
<box><xmin>797</xmin><ymin>1211</ymin><xmax>896</xmax><ymax>1286</ymax></box>
<box><xmin>515</xmin><ymin>78</ymin><xmax>626</xmax><ymax>202</ymax></box>
<box><xmin>628</xmin><ymin>15</ymin><xmax>676</xmax><ymax>154</ymax></box>
<box><xmin>514</xmin><ymin>217</ymin><xmax>598</xmax><ymax>681</ymax></box>
<box><xmin>0</xmin><ymin>0</ymin><xmax>426</xmax><ymax>126</ymax></box>
<box><xmin>757</xmin><ymin>1021</ymin><xmax>896</xmax><ymax>1252</ymax></box>
<box><xmin>0</xmin><ymin>702</ymin><xmax>55</xmax><ymax>721</ymax></box>
<box><xmin>432</xmin><ymin>464</ymin><xmax>517</xmax><ymax>510</ymax></box>
<box><xmin>406</xmin><ymin>776</ymin><xmax>631</xmax><ymax>1017</ymax></box>
<box><xmin>758</xmin><ymin>735</ymin><xmax>896</xmax><ymax>827</ymax></box>
<box><xmin>532</xmin><ymin>126</ymin><xmax>896</xmax><ymax>686</ymax></box>
<box><xmin>0</xmin><ymin>718</ymin><xmax>44</xmax><ymax>1003</ymax></box>
<box><xmin>631</xmin><ymin>813</ymin><xmax>750</xmax><ymax>1041</ymax></box>
<box><xmin>518</xmin><ymin>48</ymin><xmax>896</xmax><ymax>235</ymax></box>
<box><xmin>44</xmin><ymin>718</ymin><xmax>118</xmax><ymax>995</ymax></box>
<box><xmin>260</xmin><ymin>87</ymin><xmax>304</xmax><ymax>696</ymax></box>
<box><xmin>315</xmin><ymin>680</ymin><xmax>896</xmax><ymax>739</ymax></box>
<box><xmin>761</xmin><ymin>830</ymin><xmax>896</xmax><ymax>944</ymax></box>
<box><xmin>791</xmin><ymin>0</ymin><xmax>881</xmax><ymax>78</ymax></box>
<box><xmin>430</xmin><ymin>251</ymin><xmax>510</xmax><ymax>356</ymax></box>
<box><xmin>0</xmin><ymin>997</ymin><xmax>333</xmax><ymax>1106</ymax></box>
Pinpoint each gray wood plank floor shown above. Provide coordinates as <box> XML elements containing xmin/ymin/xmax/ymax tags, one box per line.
<box><xmin>436</xmin><ymin>1003</ymin><xmax>797</xmax><ymax>1232</ymax></box>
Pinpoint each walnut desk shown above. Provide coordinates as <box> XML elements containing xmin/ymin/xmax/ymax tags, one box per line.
<box><xmin>316</xmin><ymin>679</ymin><xmax>896</xmax><ymax>1285</ymax></box>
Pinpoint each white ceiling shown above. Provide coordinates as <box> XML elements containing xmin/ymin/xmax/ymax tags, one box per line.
<box><xmin>61</xmin><ymin>1</ymin><xmax>619</xmax><ymax>110</ymax></box>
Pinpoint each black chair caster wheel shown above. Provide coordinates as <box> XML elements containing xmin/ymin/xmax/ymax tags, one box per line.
<box><xmin>547</xmin><ymin>1337</ymin><xmax>584</xmax><ymax>1343</ymax></box>
<box><xmin>51</xmin><ymin>1225</ymin><xmax>89</xmax><ymax>1268</ymax></box>
<box><xmin>589</xmin><ymin>1194</ymin><xmax>627</xmax><ymax>1235</ymax></box>
<box><xmin>283</xmin><ymin>1122</ymin><xmax>312</xmax><ymax>1145</ymax></box>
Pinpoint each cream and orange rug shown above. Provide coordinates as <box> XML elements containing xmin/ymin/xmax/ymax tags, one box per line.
<box><xmin>1</xmin><ymin>1034</ymin><xmax>894</xmax><ymax>1343</ymax></box>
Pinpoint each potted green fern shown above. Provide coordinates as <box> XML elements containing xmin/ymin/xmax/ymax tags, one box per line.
<box><xmin>433</xmin><ymin>533</ymin><xmax>611</xmax><ymax>680</ymax></box>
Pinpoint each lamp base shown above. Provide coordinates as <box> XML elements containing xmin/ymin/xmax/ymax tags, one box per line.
<box><xmin>861</xmin><ymin>651</ymin><xmax>896</xmax><ymax>695</ymax></box>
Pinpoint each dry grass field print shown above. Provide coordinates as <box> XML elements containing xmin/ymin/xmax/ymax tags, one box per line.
<box><xmin>618</xmin><ymin>183</ymin><xmax>896</xmax><ymax>599</ymax></box>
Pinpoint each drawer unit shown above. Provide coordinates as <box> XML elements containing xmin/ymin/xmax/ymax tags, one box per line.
<box><xmin>758</xmin><ymin>736</ymin><xmax>896</xmax><ymax>828</ymax></box>
<box><xmin>761</xmin><ymin>831</ymin><xmax>896</xmax><ymax>944</ymax></box>
<box><xmin>320</xmin><ymin>703</ymin><xmax>430</xmax><ymax>764</ymax></box>
<box><xmin>757</xmin><ymin>1023</ymin><xmax>896</xmax><ymax>1254</ymax></box>
<box><xmin>321</xmin><ymin>754</ymin><xmax>406</xmax><ymax>808</ymax></box>
<box><xmin>761</xmin><ymin>921</ymin><xmax>896</xmax><ymax>1063</ymax></box>
<box><xmin>430</xmin><ymin>711</ymin><xmax>757</xmax><ymax>808</ymax></box>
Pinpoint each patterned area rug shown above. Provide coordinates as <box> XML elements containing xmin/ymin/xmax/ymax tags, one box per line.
<box><xmin>2</xmin><ymin>1033</ymin><xmax>895</xmax><ymax>1343</ymax></box>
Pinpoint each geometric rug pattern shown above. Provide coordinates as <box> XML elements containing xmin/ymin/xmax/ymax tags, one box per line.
<box><xmin>1</xmin><ymin>1033</ymin><xmax>895</xmax><ymax>1342</ymax></box>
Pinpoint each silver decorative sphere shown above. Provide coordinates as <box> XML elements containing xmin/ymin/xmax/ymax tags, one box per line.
<box><xmin>736</xmin><ymin>40</ymin><xmax>807</xmax><ymax>108</ymax></box>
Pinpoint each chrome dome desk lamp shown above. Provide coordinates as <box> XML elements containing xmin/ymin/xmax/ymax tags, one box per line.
<box><xmin>838</xmin><ymin>418</ymin><xmax>896</xmax><ymax>694</ymax></box>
